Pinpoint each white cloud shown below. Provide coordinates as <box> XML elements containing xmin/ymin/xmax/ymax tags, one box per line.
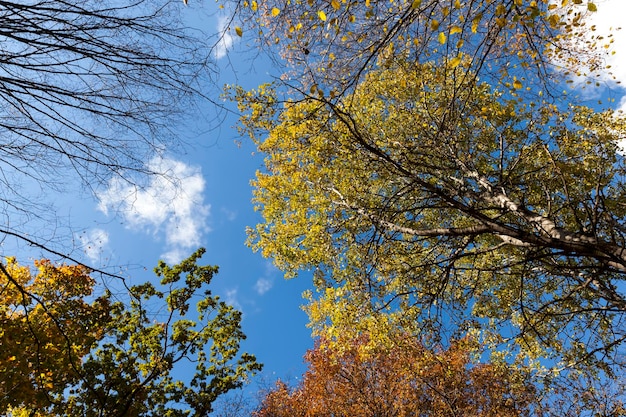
<box><xmin>254</xmin><ymin>278</ymin><xmax>273</xmax><ymax>295</ymax></box>
<box><xmin>581</xmin><ymin>0</ymin><xmax>626</xmax><ymax>85</ymax></box>
<box><xmin>77</xmin><ymin>228</ymin><xmax>109</xmax><ymax>263</ymax></box>
<box><xmin>220</xmin><ymin>207</ymin><xmax>237</xmax><ymax>221</ymax></box>
<box><xmin>619</xmin><ymin>95</ymin><xmax>626</xmax><ymax>113</ymax></box>
<box><xmin>214</xmin><ymin>15</ymin><xmax>237</xmax><ymax>60</ymax></box>
<box><xmin>97</xmin><ymin>156</ymin><xmax>210</xmax><ymax>264</ymax></box>
<box><xmin>223</xmin><ymin>288</ymin><xmax>241</xmax><ymax>310</ymax></box>
<box><xmin>253</xmin><ymin>262</ymin><xmax>277</xmax><ymax>295</ymax></box>
<box><xmin>552</xmin><ymin>0</ymin><xmax>626</xmax><ymax>87</ymax></box>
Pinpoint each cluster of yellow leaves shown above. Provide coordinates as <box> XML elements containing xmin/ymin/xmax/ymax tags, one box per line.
<box><xmin>0</xmin><ymin>258</ymin><xmax>110</xmax><ymax>413</ymax></box>
<box><xmin>238</xmin><ymin>58</ymin><xmax>626</xmax><ymax>384</ymax></box>
<box><xmin>229</xmin><ymin>0</ymin><xmax>626</xmax><ymax>411</ymax></box>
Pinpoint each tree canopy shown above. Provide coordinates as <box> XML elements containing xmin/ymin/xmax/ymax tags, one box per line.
<box><xmin>238</xmin><ymin>61</ymin><xmax>626</xmax><ymax>374</ymax></box>
<box><xmin>229</xmin><ymin>0</ymin><xmax>626</xmax><ymax>411</ymax></box>
<box><xmin>0</xmin><ymin>250</ymin><xmax>261</xmax><ymax>417</ymax></box>
<box><xmin>231</xmin><ymin>0</ymin><xmax>616</xmax><ymax>102</ymax></box>
<box><xmin>255</xmin><ymin>333</ymin><xmax>539</xmax><ymax>417</ymax></box>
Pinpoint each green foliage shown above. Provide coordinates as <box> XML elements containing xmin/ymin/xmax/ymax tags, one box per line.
<box><xmin>0</xmin><ymin>250</ymin><xmax>261</xmax><ymax>417</ymax></box>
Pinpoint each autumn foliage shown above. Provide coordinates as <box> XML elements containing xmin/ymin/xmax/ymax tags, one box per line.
<box><xmin>0</xmin><ymin>251</ymin><xmax>261</xmax><ymax>416</ymax></box>
<box><xmin>0</xmin><ymin>259</ymin><xmax>110</xmax><ymax>412</ymax></box>
<box><xmin>255</xmin><ymin>335</ymin><xmax>538</xmax><ymax>417</ymax></box>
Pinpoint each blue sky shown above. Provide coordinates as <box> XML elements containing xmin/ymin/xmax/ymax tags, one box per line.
<box><xmin>6</xmin><ymin>0</ymin><xmax>626</xmax><ymax>407</ymax></box>
<box><xmin>71</xmin><ymin>16</ymin><xmax>317</xmax><ymax>388</ymax></box>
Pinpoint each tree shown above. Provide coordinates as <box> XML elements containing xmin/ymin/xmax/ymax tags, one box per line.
<box><xmin>230</xmin><ymin>0</ymin><xmax>614</xmax><ymax>103</ymax></box>
<box><xmin>254</xmin><ymin>333</ymin><xmax>539</xmax><ymax>417</ymax></box>
<box><xmin>0</xmin><ymin>249</ymin><xmax>261</xmax><ymax>416</ymax></box>
<box><xmin>228</xmin><ymin>0</ymin><xmax>626</xmax><ymax>411</ymax></box>
<box><xmin>233</xmin><ymin>59</ymin><xmax>626</xmax><ymax>405</ymax></box>
<box><xmin>0</xmin><ymin>0</ymin><xmax>213</xmax><ymax>257</ymax></box>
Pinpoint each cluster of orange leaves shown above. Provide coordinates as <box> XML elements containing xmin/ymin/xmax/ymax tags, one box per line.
<box><xmin>255</xmin><ymin>334</ymin><xmax>538</xmax><ymax>417</ymax></box>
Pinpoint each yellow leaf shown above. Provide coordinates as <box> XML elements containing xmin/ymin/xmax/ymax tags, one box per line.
<box><xmin>513</xmin><ymin>79</ymin><xmax>523</xmax><ymax>89</ymax></box>
<box><xmin>438</xmin><ymin>32</ymin><xmax>446</xmax><ymax>44</ymax></box>
<box><xmin>587</xmin><ymin>2</ymin><xmax>597</xmax><ymax>12</ymax></box>
<box><xmin>331</xmin><ymin>0</ymin><xmax>340</xmax><ymax>10</ymax></box>
<box><xmin>454</xmin><ymin>0</ymin><xmax>461</xmax><ymax>8</ymax></box>
<box><xmin>450</xmin><ymin>26</ymin><xmax>462</xmax><ymax>35</ymax></box>
<box><xmin>430</xmin><ymin>19</ymin><xmax>439</xmax><ymax>31</ymax></box>
<box><xmin>251</xmin><ymin>1</ymin><xmax>258</xmax><ymax>11</ymax></box>
<box><xmin>235</xmin><ymin>26</ymin><xmax>243</xmax><ymax>37</ymax></box>
<box><xmin>450</xmin><ymin>55</ymin><xmax>462</xmax><ymax>68</ymax></box>
<box><xmin>548</xmin><ymin>14</ymin><xmax>560</xmax><ymax>28</ymax></box>
<box><xmin>411</xmin><ymin>0</ymin><xmax>422</xmax><ymax>9</ymax></box>
<box><xmin>318</xmin><ymin>10</ymin><xmax>327</xmax><ymax>21</ymax></box>
<box><xmin>271</xmin><ymin>7</ymin><xmax>280</xmax><ymax>16</ymax></box>
<box><xmin>471</xmin><ymin>15</ymin><xmax>481</xmax><ymax>33</ymax></box>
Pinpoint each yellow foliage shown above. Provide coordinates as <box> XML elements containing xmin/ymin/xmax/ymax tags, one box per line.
<box><xmin>0</xmin><ymin>258</ymin><xmax>109</xmax><ymax>413</ymax></box>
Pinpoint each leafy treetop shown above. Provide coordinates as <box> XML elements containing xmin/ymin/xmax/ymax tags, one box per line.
<box><xmin>0</xmin><ymin>249</ymin><xmax>261</xmax><ymax>417</ymax></box>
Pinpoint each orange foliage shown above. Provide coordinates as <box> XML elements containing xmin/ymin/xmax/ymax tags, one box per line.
<box><xmin>255</xmin><ymin>335</ymin><xmax>538</xmax><ymax>417</ymax></box>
